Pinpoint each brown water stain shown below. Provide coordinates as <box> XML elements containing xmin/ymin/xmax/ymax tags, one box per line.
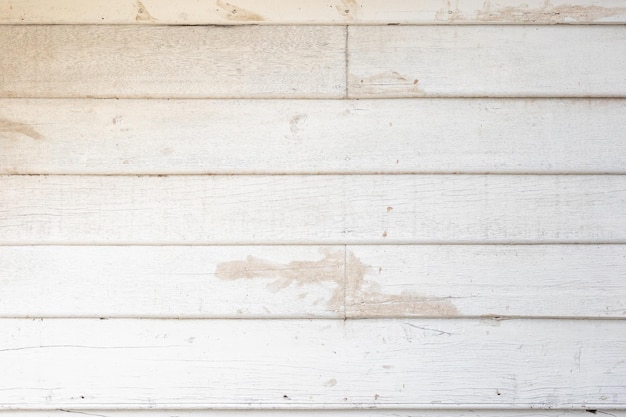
<box><xmin>475</xmin><ymin>1</ymin><xmax>626</xmax><ymax>23</ymax></box>
<box><xmin>0</xmin><ymin>119</ymin><xmax>43</xmax><ymax>140</ymax></box>
<box><xmin>215</xmin><ymin>0</ymin><xmax>264</xmax><ymax>22</ymax></box>
<box><xmin>135</xmin><ymin>0</ymin><xmax>156</xmax><ymax>22</ymax></box>
<box><xmin>215</xmin><ymin>248</ymin><xmax>458</xmax><ymax>318</ymax></box>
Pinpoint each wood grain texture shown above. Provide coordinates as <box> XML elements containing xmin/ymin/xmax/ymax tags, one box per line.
<box><xmin>346</xmin><ymin>245</ymin><xmax>626</xmax><ymax>318</ymax></box>
<box><xmin>2</xmin><ymin>98</ymin><xmax>625</xmax><ymax>174</ymax></box>
<box><xmin>0</xmin><ymin>246</ymin><xmax>345</xmax><ymax>318</ymax></box>
<box><xmin>1</xmin><ymin>175</ymin><xmax>624</xmax><ymax>245</ymax></box>
<box><xmin>0</xmin><ymin>319</ymin><xmax>623</xmax><ymax>409</ymax></box>
<box><xmin>1</xmin><ymin>245</ymin><xmax>624</xmax><ymax>319</ymax></box>
<box><xmin>348</xmin><ymin>26</ymin><xmax>626</xmax><ymax>98</ymax></box>
<box><xmin>0</xmin><ymin>26</ymin><xmax>345</xmax><ymax>99</ymax></box>
<box><xmin>4</xmin><ymin>411</ymin><xmax>625</xmax><ymax>417</ymax></box>
<box><xmin>2</xmin><ymin>0</ymin><xmax>626</xmax><ymax>24</ymax></box>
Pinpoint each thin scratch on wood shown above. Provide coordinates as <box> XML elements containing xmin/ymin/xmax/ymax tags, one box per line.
<box><xmin>215</xmin><ymin>0</ymin><xmax>264</xmax><ymax>21</ymax></box>
<box><xmin>476</xmin><ymin>1</ymin><xmax>626</xmax><ymax>23</ymax></box>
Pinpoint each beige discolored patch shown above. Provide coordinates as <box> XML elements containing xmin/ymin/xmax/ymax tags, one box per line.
<box><xmin>0</xmin><ymin>119</ymin><xmax>43</xmax><ymax>140</ymax></box>
<box><xmin>336</xmin><ymin>0</ymin><xmax>359</xmax><ymax>18</ymax></box>
<box><xmin>289</xmin><ymin>113</ymin><xmax>308</xmax><ymax>134</ymax></box>
<box><xmin>476</xmin><ymin>1</ymin><xmax>626</xmax><ymax>23</ymax></box>
<box><xmin>346</xmin><ymin>251</ymin><xmax>459</xmax><ymax>317</ymax></box>
<box><xmin>215</xmin><ymin>248</ymin><xmax>344</xmax><ymax>312</ymax></box>
<box><xmin>215</xmin><ymin>0</ymin><xmax>264</xmax><ymax>22</ymax></box>
<box><xmin>135</xmin><ymin>0</ymin><xmax>156</xmax><ymax>22</ymax></box>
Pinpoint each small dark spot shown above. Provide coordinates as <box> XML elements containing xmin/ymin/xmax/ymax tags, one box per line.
<box><xmin>382</xmin><ymin>231</ymin><xmax>387</xmax><ymax>238</ymax></box>
<box><xmin>387</xmin><ymin>206</ymin><xmax>393</xmax><ymax>212</ymax></box>
<box><xmin>387</xmin><ymin>22</ymin><xmax>400</xmax><ymax>25</ymax></box>
<box><xmin>413</xmin><ymin>79</ymin><xmax>419</xmax><ymax>85</ymax></box>
<box><xmin>374</xmin><ymin>394</ymin><xmax>379</xmax><ymax>400</ymax></box>
<box><xmin>80</xmin><ymin>396</ymin><xmax>85</xmax><ymax>399</ymax></box>
<box><xmin>586</xmin><ymin>411</ymin><xmax>597</xmax><ymax>415</ymax></box>
<box><xmin>496</xmin><ymin>390</ymin><xmax>501</xmax><ymax>396</ymax></box>
<box><xmin>283</xmin><ymin>395</ymin><xmax>290</xmax><ymax>400</ymax></box>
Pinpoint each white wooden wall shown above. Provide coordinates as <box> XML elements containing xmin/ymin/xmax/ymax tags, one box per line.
<box><xmin>0</xmin><ymin>1</ymin><xmax>625</xmax><ymax>416</ymax></box>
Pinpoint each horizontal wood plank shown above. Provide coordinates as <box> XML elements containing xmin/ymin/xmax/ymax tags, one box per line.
<box><xmin>1</xmin><ymin>175</ymin><xmax>624</xmax><ymax>244</ymax></box>
<box><xmin>1</xmin><ymin>245</ymin><xmax>624</xmax><ymax>318</ymax></box>
<box><xmin>348</xmin><ymin>26</ymin><xmax>626</xmax><ymax>97</ymax></box>
<box><xmin>2</xmin><ymin>0</ymin><xmax>626</xmax><ymax>24</ymax></box>
<box><xmin>0</xmin><ymin>246</ymin><xmax>344</xmax><ymax>318</ymax></box>
<box><xmin>2</xmin><ymin>98</ymin><xmax>625</xmax><ymax>174</ymax></box>
<box><xmin>0</xmin><ymin>26</ymin><xmax>345</xmax><ymax>99</ymax></box>
<box><xmin>0</xmin><ymin>318</ymin><xmax>623</xmax><ymax>409</ymax></box>
<box><xmin>3</xmin><ymin>411</ymin><xmax>624</xmax><ymax>417</ymax></box>
<box><xmin>346</xmin><ymin>245</ymin><xmax>626</xmax><ymax>318</ymax></box>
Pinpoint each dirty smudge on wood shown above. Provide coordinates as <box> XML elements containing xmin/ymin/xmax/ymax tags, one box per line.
<box><xmin>0</xmin><ymin>119</ymin><xmax>43</xmax><ymax>140</ymax></box>
<box><xmin>215</xmin><ymin>249</ymin><xmax>458</xmax><ymax>317</ymax></box>
<box><xmin>350</xmin><ymin>71</ymin><xmax>422</xmax><ymax>95</ymax></box>
<box><xmin>346</xmin><ymin>251</ymin><xmax>459</xmax><ymax>317</ymax></box>
<box><xmin>135</xmin><ymin>0</ymin><xmax>156</xmax><ymax>22</ymax></box>
<box><xmin>475</xmin><ymin>1</ymin><xmax>626</xmax><ymax>23</ymax></box>
<box><xmin>215</xmin><ymin>0</ymin><xmax>264</xmax><ymax>22</ymax></box>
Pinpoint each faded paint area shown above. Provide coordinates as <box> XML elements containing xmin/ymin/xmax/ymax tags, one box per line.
<box><xmin>475</xmin><ymin>1</ymin><xmax>626</xmax><ymax>23</ymax></box>
<box><xmin>135</xmin><ymin>0</ymin><xmax>156</xmax><ymax>22</ymax></box>
<box><xmin>215</xmin><ymin>248</ymin><xmax>344</xmax><ymax>312</ymax></box>
<box><xmin>0</xmin><ymin>119</ymin><xmax>43</xmax><ymax>140</ymax></box>
<box><xmin>215</xmin><ymin>0</ymin><xmax>264</xmax><ymax>22</ymax></box>
<box><xmin>346</xmin><ymin>251</ymin><xmax>459</xmax><ymax>317</ymax></box>
<box><xmin>216</xmin><ymin>248</ymin><xmax>458</xmax><ymax>317</ymax></box>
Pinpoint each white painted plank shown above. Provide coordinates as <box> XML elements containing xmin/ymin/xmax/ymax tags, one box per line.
<box><xmin>2</xmin><ymin>98</ymin><xmax>625</xmax><ymax>174</ymax></box>
<box><xmin>0</xmin><ymin>319</ymin><xmax>623</xmax><ymax>409</ymax></box>
<box><xmin>1</xmin><ymin>175</ymin><xmax>624</xmax><ymax>244</ymax></box>
<box><xmin>348</xmin><ymin>26</ymin><xmax>626</xmax><ymax>97</ymax></box>
<box><xmin>0</xmin><ymin>26</ymin><xmax>345</xmax><ymax>99</ymax></box>
<box><xmin>1</xmin><ymin>245</ymin><xmax>624</xmax><ymax>319</ymax></box>
<box><xmin>346</xmin><ymin>245</ymin><xmax>626</xmax><ymax>318</ymax></box>
<box><xmin>3</xmin><ymin>411</ymin><xmax>624</xmax><ymax>417</ymax></box>
<box><xmin>2</xmin><ymin>0</ymin><xmax>626</xmax><ymax>24</ymax></box>
<box><xmin>0</xmin><ymin>246</ymin><xmax>344</xmax><ymax>318</ymax></box>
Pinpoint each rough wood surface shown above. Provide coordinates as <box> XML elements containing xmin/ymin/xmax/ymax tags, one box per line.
<box><xmin>0</xmin><ymin>319</ymin><xmax>623</xmax><ymax>409</ymax></box>
<box><xmin>0</xmin><ymin>26</ymin><xmax>345</xmax><ymax>98</ymax></box>
<box><xmin>0</xmin><ymin>245</ymin><xmax>624</xmax><ymax>319</ymax></box>
<box><xmin>348</xmin><ymin>26</ymin><xmax>626</xmax><ymax>97</ymax></box>
<box><xmin>1</xmin><ymin>175</ymin><xmax>625</xmax><ymax>244</ymax></box>
<box><xmin>2</xmin><ymin>98</ymin><xmax>625</xmax><ymax>174</ymax></box>
<box><xmin>2</xmin><ymin>0</ymin><xmax>626</xmax><ymax>24</ymax></box>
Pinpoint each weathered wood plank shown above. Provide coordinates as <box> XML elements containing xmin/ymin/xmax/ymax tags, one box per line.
<box><xmin>0</xmin><ymin>26</ymin><xmax>345</xmax><ymax>99</ymax></box>
<box><xmin>3</xmin><ymin>411</ymin><xmax>625</xmax><ymax>417</ymax></box>
<box><xmin>2</xmin><ymin>0</ymin><xmax>626</xmax><ymax>24</ymax></box>
<box><xmin>346</xmin><ymin>245</ymin><xmax>626</xmax><ymax>318</ymax></box>
<box><xmin>348</xmin><ymin>26</ymin><xmax>626</xmax><ymax>97</ymax></box>
<box><xmin>2</xmin><ymin>98</ymin><xmax>625</xmax><ymax>174</ymax></box>
<box><xmin>0</xmin><ymin>246</ymin><xmax>344</xmax><ymax>318</ymax></box>
<box><xmin>0</xmin><ymin>319</ymin><xmax>623</xmax><ymax>409</ymax></box>
<box><xmin>1</xmin><ymin>245</ymin><xmax>624</xmax><ymax>319</ymax></box>
<box><xmin>1</xmin><ymin>175</ymin><xmax>624</xmax><ymax>244</ymax></box>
